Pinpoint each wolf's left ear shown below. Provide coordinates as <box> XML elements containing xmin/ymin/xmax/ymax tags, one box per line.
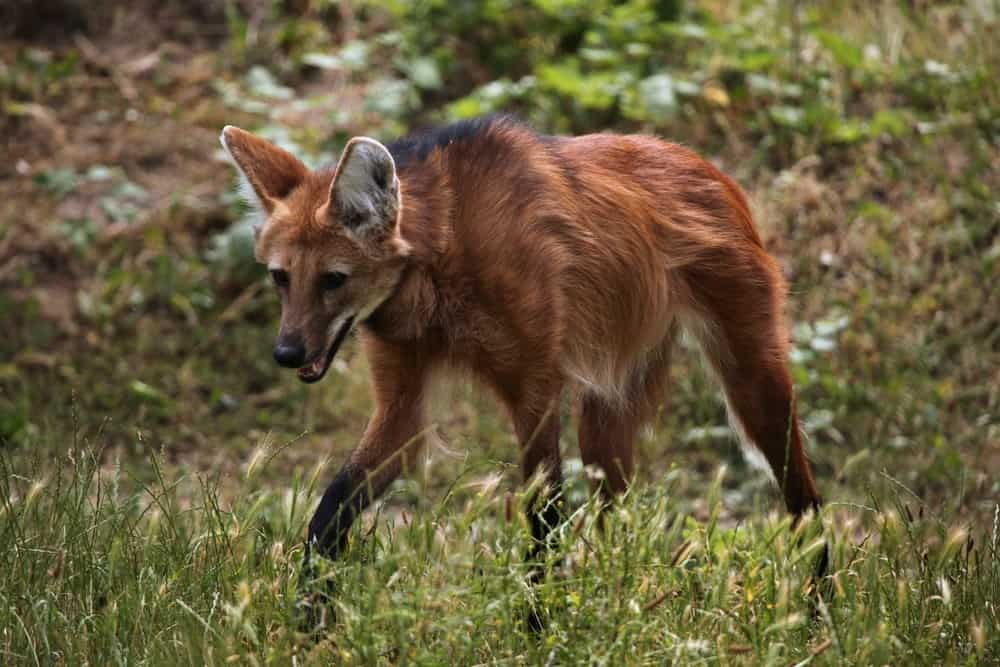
<box><xmin>330</xmin><ymin>137</ymin><xmax>403</xmax><ymax>250</ymax></box>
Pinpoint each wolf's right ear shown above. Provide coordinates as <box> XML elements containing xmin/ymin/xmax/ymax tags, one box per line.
<box><xmin>220</xmin><ymin>126</ymin><xmax>307</xmax><ymax>215</ymax></box>
<box><xmin>330</xmin><ymin>137</ymin><xmax>399</xmax><ymax>233</ymax></box>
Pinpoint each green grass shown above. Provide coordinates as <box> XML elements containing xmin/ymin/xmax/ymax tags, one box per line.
<box><xmin>1</xmin><ymin>0</ymin><xmax>997</xmax><ymax>664</ymax></box>
<box><xmin>2</xmin><ymin>439</ymin><xmax>997</xmax><ymax>665</ymax></box>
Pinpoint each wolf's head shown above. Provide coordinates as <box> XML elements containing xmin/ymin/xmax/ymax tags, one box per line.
<box><xmin>220</xmin><ymin>126</ymin><xmax>411</xmax><ymax>383</ymax></box>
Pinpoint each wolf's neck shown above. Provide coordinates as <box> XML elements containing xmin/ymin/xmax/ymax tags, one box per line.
<box><xmin>362</xmin><ymin>165</ymin><xmax>451</xmax><ymax>341</ymax></box>
<box><xmin>396</xmin><ymin>163</ymin><xmax>453</xmax><ymax>261</ymax></box>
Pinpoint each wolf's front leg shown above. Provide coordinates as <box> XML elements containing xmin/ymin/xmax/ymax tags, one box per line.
<box><xmin>305</xmin><ymin>462</ymin><xmax>370</xmax><ymax>562</ymax></box>
<box><xmin>304</xmin><ymin>403</ymin><xmax>424</xmax><ymax>562</ymax></box>
<box><xmin>299</xmin><ymin>339</ymin><xmax>429</xmax><ymax>630</ymax></box>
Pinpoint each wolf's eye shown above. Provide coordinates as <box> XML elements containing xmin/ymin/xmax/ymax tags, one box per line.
<box><xmin>270</xmin><ymin>269</ymin><xmax>289</xmax><ymax>289</ymax></box>
<box><xmin>320</xmin><ymin>271</ymin><xmax>347</xmax><ymax>291</ymax></box>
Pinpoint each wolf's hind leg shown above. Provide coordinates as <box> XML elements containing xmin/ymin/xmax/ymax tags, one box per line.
<box><xmin>577</xmin><ymin>326</ymin><xmax>676</xmax><ymax>499</ymax></box>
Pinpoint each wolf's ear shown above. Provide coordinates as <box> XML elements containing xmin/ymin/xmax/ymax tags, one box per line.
<box><xmin>220</xmin><ymin>126</ymin><xmax>307</xmax><ymax>214</ymax></box>
<box><xmin>330</xmin><ymin>137</ymin><xmax>401</xmax><ymax>242</ymax></box>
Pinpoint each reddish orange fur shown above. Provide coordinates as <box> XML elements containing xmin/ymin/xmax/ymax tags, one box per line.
<box><xmin>222</xmin><ymin>118</ymin><xmax>822</xmax><ymax>560</ymax></box>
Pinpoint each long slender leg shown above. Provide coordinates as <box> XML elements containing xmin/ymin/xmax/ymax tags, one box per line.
<box><xmin>494</xmin><ymin>376</ymin><xmax>564</xmax><ymax>631</ymax></box>
<box><xmin>577</xmin><ymin>330</ymin><xmax>676</xmax><ymax>498</ymax></box>
<box><xmin>577</xmin><ymin>393</ymin><xmax>638</xmax><ymax>496</ymax></box>
<box><xmin>300</xmin><ymin>337</ymin><xmax>429</xmax><ymax>626</ymax></box>
<box><xmin>304</xmin><ymin>396</ymin><xmax>425</xmax><ymax>561</ymax></box>
<box><xmin>513</xmin><ymin>394</ymin><xmax>564</xmax><ymax>563</ymax></box>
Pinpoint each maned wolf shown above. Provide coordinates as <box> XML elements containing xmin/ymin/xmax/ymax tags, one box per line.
<box><xmin>220</xmin><ymin>115</ymin><xmax>824</xmax><ymax>617</ymax></box>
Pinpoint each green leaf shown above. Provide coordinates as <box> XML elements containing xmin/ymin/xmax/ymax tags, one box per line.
<box><xmin>816</xmin><ymin>30</ymin><xmax>863</xmax><ymax>69</ymax></box>
<box><xmin>364</xmin><ymin>78</ymin><xmax>419</xmax><ymax>118</ymax></box>
<box><xmin>34</xmin><ymin>168</ymin><xmax>79</xmax><ymax>198</ymax></box>
<box><xmin>769</xmin><ymin>105</ymin><xmax>804</xmax><ymax>127</ymax></box>
<box><xmin>60</xmin><ymin>218</ymin><xmax>97</xmax><ymax>250</ymax></box>
<box><xmin>405</xmin><ymin>57</ymin><xmax>443</xmax><ymax>90</ymax></box>
<box><xmin>130</xmin><ymin>380</ymin><xmax>167</xmax><ymax>404</ymax></box>
<box><xmin>870</xmin><ymin>109</ymin><xmax>908</xmax><ymax>137</ymax></box>
<box><xmin>301</xmin><ymin>52</ymin><xmax>342</xmax><ymax>70</ymax></box>
<box><xmin>635</xmin><ymin>73</ymin><xmax>677</xmax><ymax>122</ymax></box>
<box><xmin>830</xmin><ymin>118</ymin><xmax>868</xmax><ymax>143</ymax></box>
<box><xmin>338</xmin><ymin>41</ymin><xmax>370</xmax><ymax>71</ymax></box>
<box><xmin>245</xmin><ymin>66</ymin><xmax>293</xmax><ymax>100</ymax></box>
<box><xmin>536</xmin><ymin>61</ymin><xmax>618</xmax><ymax>110</ymax></box>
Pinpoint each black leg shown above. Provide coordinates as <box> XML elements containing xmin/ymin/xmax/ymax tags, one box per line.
<box><xmin>524</xmin><ymin>471</ymin><xmax>564</xmax><ymax>633</ymax></box>
<box><xmin>508</xmin><ymin>393</ymin><xmax>564</xmax><ymax>633</ymax></box>
<box><xmin>306</xmin><ymin>462</ymin><xmax>370</xmax><ymax>560</ymax></box>
<box><xmin>298</xmin><ymin>463</ymin><xmax>370</xmax><ymax>632</ymax></box>
<box><xmin>526</xmin><ymin>477</ymin><xmax>565</xmax><ymax>568</ymax></box>
<box><xmin>809</xmin><ymin>527</ymin><xmax>831</xmax><ymax>600</ymax></box>
<box><xmin>295</xmin><ymin>342</ymin><xmax>428</xmax><ymax>634</ymax></box>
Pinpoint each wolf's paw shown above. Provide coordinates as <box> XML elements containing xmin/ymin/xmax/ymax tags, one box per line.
<box><xmin>296</xmin><ymin>578</ymin><xmax>337</xmax><ymax>637</ymax></box>
<box><xmin>523</xmin><ymin>603</ymin><xmax>546</xmax><ymax>634</ymax></box>
<box><xmin>805</xmin><ymin>541</ymin><xmax>833</xmax><ymax>622</ymax></box>
<box><xmin>296</xmin><ymin>554</ymin><xmax>338</xmax><ymax>637</ymax></box>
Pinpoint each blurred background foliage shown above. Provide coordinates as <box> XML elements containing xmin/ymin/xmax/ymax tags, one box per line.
<box><xmin>0</xmin><ymin>0</ymin><xmax>997</xmax><ymax>526</ymax></box>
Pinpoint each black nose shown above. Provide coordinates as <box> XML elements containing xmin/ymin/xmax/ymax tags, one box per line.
<box><xmin>273</xmin><ymin>338</ymin><xmax>306</xmax><ymax>368</ymax></box>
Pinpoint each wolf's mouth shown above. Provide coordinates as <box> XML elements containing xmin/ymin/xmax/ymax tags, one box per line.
<box><xmin>297</xmin><ymin>316</ymin><xmax>355</xmax><ymax>384</ymax></box>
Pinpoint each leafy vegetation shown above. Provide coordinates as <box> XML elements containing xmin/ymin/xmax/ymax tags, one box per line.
<box><xmin>0</xmin><ymin>0</ymin><xmax>997</xmax><ymax>664</ymax></box>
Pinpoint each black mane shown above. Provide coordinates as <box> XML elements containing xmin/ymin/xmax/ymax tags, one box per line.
<box><xmin>385</xmin><ymin>114</ymin><xmax>521</xmax><ymax>171</ymax></box>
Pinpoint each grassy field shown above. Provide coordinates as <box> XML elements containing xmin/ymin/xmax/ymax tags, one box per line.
<box><xmin>2</xmin><ymin>443</ymin><xmax>996</xmax><ymax>664</ymax></box>
<box><xmin>1</xmin><ymin>0</ymin><xmax>998</xmax><ymax>664</ymax></box>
